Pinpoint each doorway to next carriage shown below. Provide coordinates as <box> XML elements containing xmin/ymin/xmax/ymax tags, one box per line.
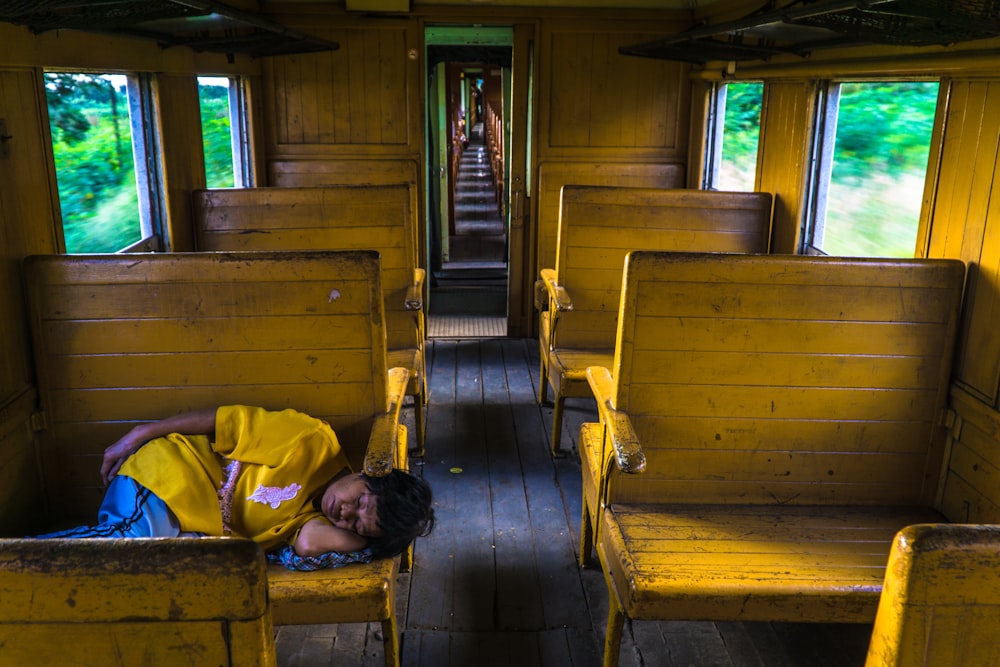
<box><xmin>425</xmin><ymin>27</ymin><xmax>513</xmax><ymax>338</ymax></box>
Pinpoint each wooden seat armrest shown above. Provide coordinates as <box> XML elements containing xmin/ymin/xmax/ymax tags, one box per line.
<box><xmin>405</xmin><ymin>269</ymin><xmax>425</xmax><ymax>311</ymax></box>
<box><xmin>539</xmin><ymin>268</ymin><xmax>573</xmax><ymax>312</ymax></box>
<box><xmin>364</xmin><ymin>367</ymin><xmax>410</xmax><ymax>476</ymax></box>
<box><xmin>586</xmin><ymin>366</ymin><xmax>646</xmax><ymax>474</ymax></box>
<box><xmin>534</xmin><ymin>278</ymin><xmax>548</xmax><ymax>311</ymax></box>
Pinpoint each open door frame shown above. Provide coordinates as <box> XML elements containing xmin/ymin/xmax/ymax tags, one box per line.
<box><xmin>422</xmin><ymin>22</ymin><xmax>535</xmax><ymax>336</ymax></box>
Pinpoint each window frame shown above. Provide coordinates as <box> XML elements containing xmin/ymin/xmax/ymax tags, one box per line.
<box><xmin>802</xmin><ymin>78</ymin><xmax>940</xmax><ymax>257</ymax></box>
<box><xmin>702</xmin><ymin>80</ymin><xmax>764</xmax><ymax>192</ymax></box>
<box><xmin>197</xmin><ymin>75</ymin><xmax>255</xmax><ymax>190</ymax></box>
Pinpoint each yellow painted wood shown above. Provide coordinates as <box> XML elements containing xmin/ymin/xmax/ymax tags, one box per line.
<box><xmin>193</xmin><ymin>184</ymin><xmax>427</xmax><ymax>453</ymax></box>
<box><xmin>263</xmin><ymin>23</ymin><xmax>414</xmax><ymax>148</ymax></box>
<box><xmin>939</xmin><ymin>385</ymin><xmax>1000</xmax><ymax>523</ymax></box>
<box><xmin>155</xmin><ymin>74</ymin><xmax>207</xmax><ymax>252</ymax></box>
<box><xmin>582</xmin><ymin>251</ymin><xmax>965</xmax><ymax>667</ymax></box>
<box><xmin>534</xmin><ymin>162</ymin><xmax>685</xmax><ymax>279</ymax></box>
<box><xmin>0</xmin><ymin>69</ymin><xmax>61</xmax><ymax>536</ymax></box>
<box><xmin>0</xmin><ymin>390</ymin><xmax>44</xmax><ymax>535</ymax></box>
<box><xmin>539</xmin><ymin>186</ymin><xmax>772</xmax><ymax>452</ymax></box>
<box><xmin>23</xmin><ymin>249</ymin><xmax>409</xmax><ymax>666</ymax></box>
<box><xmin>755</xmin><ymin>80</ymin><xmax>818</xmax><ymax>254</ymax></box>
<box><xmin>925</xmin><ymin>82</ymin><xmax>1000</xmax><ymax>403</ymax></box>
<box><xmin>25</xmin><ymin>250</ymin><xmax>392</xmax><ymax>509</ymax></box>
<box><xmin>543</xmin><ymin>26</ymin><xmax>689</xmax><ymax>156</ymax></box>
<box><xmin>0</xmin><ymin>537</ymin><xmax>275</xmax><ymax>667</ymax></box>
<box><xmin>866</xmin><ymin>524</ymin><xmax>1000</xmax><ymax>667</ymax></box>
<box><xmin>267</xmin><ymin>158</ymin><xmax>423</xmax><ymax>263</ymax></box>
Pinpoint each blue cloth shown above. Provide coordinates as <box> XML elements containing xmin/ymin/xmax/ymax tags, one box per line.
<box><xmin>33</xmin><ymin>476</ymin><xmax>193</xmax><ymax>539</ymax></box>
<box><xmin>266</xmin><ymin>544</ymin><xmax>373</xmax><ymax>571</ymax></box>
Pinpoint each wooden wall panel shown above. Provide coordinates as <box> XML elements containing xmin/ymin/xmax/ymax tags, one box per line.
<box><xmin>534</xmin><ymin>161</ymin><xmax>685</xmax><ymax>276</ymax></box>
<box><xmin>155</xmin><ymin>74</ymin><xmax>206</xmax><ymax>252</ymax></box>
<box><xmin>927</xmin><ymin>80</ymin><xmax>1000</xmax><ymax>405</ymax></box>
<box><xmin>541</xmin><ymin>24</ymin><xmax>689</xmax><ymax>157</ymax></box>
<box><xmin>756</xmin><ymin>80</ymin><xmax>817</xmax><ymax>255</ymax></box>
<box><xmin>0</xmin><ymin>68</ymin><xmax>59</xmax><ymax>535</ymax></box>
<box><xmin>265</xmin><ymin>24</ymin><xmax>413</xmax><ymax>151</ymax></box>
<box><xmin>940</xmin><ymin>386</ymin><xmax>1000</xmax><ymax>523</ymax></box>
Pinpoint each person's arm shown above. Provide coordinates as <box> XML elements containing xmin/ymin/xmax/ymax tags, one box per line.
<box><xmin>100</xmin><ymin>408</ymin><xmax>219</xmax><ymax>485</ymax></box>
<box><xmin>293</xmin><ymin>518</ymin><xmax>368</xmax><ymax>556</ymax></box>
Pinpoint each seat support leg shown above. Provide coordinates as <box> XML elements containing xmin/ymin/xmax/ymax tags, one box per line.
<box><xmin>579</xmin><ymin>499</ymin><xmax>594</xmax><ymax>568</ymax></box>
<box><xmin>550</xmin><ymin>394</ymin><xmax>565</xmax><ymax>456</ymax></box>
<box><xmin>603</xmin><ymin>595</ymin><xmax>626</xmax><ymax>667</ymax></box>
<box><xmin>382</xmin><ymin>615</ymin><xmax>400</xmax><ymax>667</ymax></box>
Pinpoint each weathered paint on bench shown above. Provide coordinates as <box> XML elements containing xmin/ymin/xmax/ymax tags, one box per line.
<box><xmin>538</xmin><ymin>186</ymin><xmax>772</xmax><ymax>453</ymax></box>
<box><xmin>24</xmin><ymin>250</ymin><xmax>409</xmax><ymax>667</ymax></box>
<box><xmin>0</xmin><ymin>537</ymin><xmax>275</xmax><ymax>666</ymax></box>
<box><xmin>581</xmin><ymin>251</ymin><xmax>965</xmax><ymax>667</ymax></box>
<box><xmin>193</xmin><ymin>184</ymin><xmax>428</xmax><ymax>454</ymax></box>
<box><xmin>534</xmin><ymin>162</ymin><xmax>685</xmax><ymax>278</ymax></box>
<box><xmin>866</xmin><ymin>523</ymin><xmax>1000</xmax><ymax>667</ymax></box>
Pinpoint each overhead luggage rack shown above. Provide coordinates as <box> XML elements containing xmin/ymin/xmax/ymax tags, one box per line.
<box><xmin>620</xmin><ymin>0</ymin><xmax>1000</xmax><ymax>63</ymax></box>
<box><xmin>0</xmin><ymin>0</ymin><xmax>338</xmax><ymax>57</ymax></box>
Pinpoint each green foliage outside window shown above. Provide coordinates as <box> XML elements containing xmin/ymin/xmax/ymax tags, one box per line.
<box><xmin>45</xmin><ymin>74</ymin><xmax>239</xmax><ymax>253</ymax></box>
<box><xmin>823</xmin><ymin>81</ymin><xmax>938</xmax><ymax>257</ymax></box>
<box><xmin>199</xmin><ymin>79</ymin><xmax>236</xmax><ymax>189</ymax></box>
<box><xmin>45</xmin><ymin>72</ymin><xmax>142</xmax><ymax>253</ymax></box>
<box><xmin>718</xmin><ymin>82</ymin><xmax>763</xmax><ymax>191</ymax></box>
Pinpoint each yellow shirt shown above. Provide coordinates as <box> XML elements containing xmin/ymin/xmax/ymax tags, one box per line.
<box><xmin>119</xmin><ymin>405</ymin><xmax>351</xmax><ymax>550</ymax></box>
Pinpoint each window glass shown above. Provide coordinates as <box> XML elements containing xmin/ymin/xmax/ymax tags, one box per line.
<box><xmin>705</xmin><ymin>82</ymin><xmax>763</xmax><ymax>191</ymax></box>
<box><xmin>809</xmin><ymin>81</ymin><xmax>938</xmax><ymax>257</ymax></box>
<box><xmin>198</xmin><ymin>76</ymin><xmax>236</xmax><ymax>188</ymax></box>
<box><xmin>45</xmin><ymin>72</ymin><xmax>144</xmax><ymax>253</ymax></box>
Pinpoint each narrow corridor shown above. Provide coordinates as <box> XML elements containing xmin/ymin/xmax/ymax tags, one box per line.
<box><xmin>429</xmin><ymin>121</ymin><xmax>508</xmax><ymax>333</ymax></box>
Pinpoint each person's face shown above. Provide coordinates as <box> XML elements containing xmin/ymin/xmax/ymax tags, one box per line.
<box><xmin>320</xmin><ymin>473</ymin><xmax>383</xmax><ymax>538</ymax></box>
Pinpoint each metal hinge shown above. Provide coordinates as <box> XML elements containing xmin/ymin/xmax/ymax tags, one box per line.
<box><xmin>30</xmin><ymin>411</ymin><xmax>47</xmax><ymax>432</ymax></box>
<box><xmin>939</xmin><ymin>407</ymin><xmax>962</xmax><ymax>439</ymax></box>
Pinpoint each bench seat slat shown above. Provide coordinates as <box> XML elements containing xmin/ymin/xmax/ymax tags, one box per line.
<box><xmin>601</xmin><ymin>504</ymin><xmax>944</xmax><ymax>623</ymax></box>
<box><xmin>267</xmin><ymin>558</ymin><xmax>398</xmax><ymax>625</ymax></box>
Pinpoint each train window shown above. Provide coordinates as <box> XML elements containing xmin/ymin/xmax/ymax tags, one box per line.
<box><xmin>704</xmin><ymin>81</ymin><xmax>763</xmax><ymax>191</ymax></box>
<box><xmin>198</xmin><ymin>76</ymin><xmax>253</xmax><ymax>188</ymax></box>
<box><xmin>805</xmin><ymin>81</ymin><xmax>938</xmax><ymax>257</ymax></box>
<box><xmin>44</xmin><ymin>72</ymin><xmax>162</xmax><ymax>253</ymax></box>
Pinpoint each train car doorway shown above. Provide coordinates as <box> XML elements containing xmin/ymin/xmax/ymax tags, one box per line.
<box><xmin>425</xmin><ymin>25</ymin><xmax>532</xmax><ymax>337</ymax></box>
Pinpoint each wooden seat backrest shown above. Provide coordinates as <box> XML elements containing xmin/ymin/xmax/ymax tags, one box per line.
<box><xmin>535</xmin><ymin>162</ymin><xmax>685</xmax><ymax>276</ymax></box>
<box><xmin>267</xmin><ymin>158</ymin><xmax>422</xmax><ymax>262</ymax></box>
<box><xmin>553</xmin><ymin>187</ymin><xmax>772</xmax><ymax>348</ymax></box>
<box><xmin>0</xmin><ymin>537</ymin><xmax>275</xmax><ymax>666</ymax></box>
<box><xmin>866</xmin><ymin>523</ymin><xmax>1000</xmax><ymax>666</ymax></box>
<box><xmin>25</xmin><ymin>250</ymin><xmax>389</xmax><ymax>522</ymax></box>
<box><xmin>604</xmin><ymin>251</ymin><xmax>965</xmax><ymax>507</ymax></box>
<box><xmin>193</xmin><ymin>184</ymin><xmax>420</xmax><ymax>355</ymax></box>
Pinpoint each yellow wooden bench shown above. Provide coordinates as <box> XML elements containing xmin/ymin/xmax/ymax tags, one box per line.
<box><xmin>538</xmin><ymin>186</ymin><xmax>772</xmax><ymax>454</ymax></box>
<box><xmin>581</xmin><ymin>251</ymin><xmax>966</xmax><ymax>667</ymax></box>
<box><xmin>267</xmin><ymin>157</ymin><xmax>424</xmax><ymax>269</ymax></box>
<box><xmin>534</xmin><ymin>162</ymin><xmax>685</xmax><ymax>278</ymax></box>
<box><xmin>193</xmin><ymin>184</ymin><xmax>428</xmax><ymax>455</ymax></box>
<box><xmin>866</xmin><ymin>523</ymin><xmax>1000</xmax><ymax>666</ymax></box>
<box><xmin>0</xmin><ymin>537</ymin><xmax>275</xmax><ymax>666</ymax></box>
<box><xmin>23</xmin><ymin>250</ymin><xmax>410</xmax><ymax>667</ymax></box>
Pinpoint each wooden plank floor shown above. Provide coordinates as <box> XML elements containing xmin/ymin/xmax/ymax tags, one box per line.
<box><xmin>275</xmin><ymin>338</ymin><xmax>874</xmax><ymax>666</ymax></box>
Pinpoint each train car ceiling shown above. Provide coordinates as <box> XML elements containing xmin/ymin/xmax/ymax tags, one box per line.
<box><xmin>620</xmin><ymin>0</ymin><xmax>1000</xmax><ymax>63</ymax></box>
<box><xmin>0</xmin><ymin>0</ymin><xmax>339</xmax><ymax>57</ymax></box>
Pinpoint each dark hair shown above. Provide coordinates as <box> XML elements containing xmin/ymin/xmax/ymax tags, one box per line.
<box><xmin>362</xmin><ymin>469</ymin><xmax>434</xmax><ymax>559</ymax></box>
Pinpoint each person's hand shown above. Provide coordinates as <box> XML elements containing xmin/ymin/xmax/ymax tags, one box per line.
<box><xmin>97</xmin><ymin>408</ymin><xmax>217</xmax><ymax>486</ymax></box>
<box><xmin>100</xmin><ymin>427</ymin><xmax>150</xmax><ymax>486</ymax></box>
